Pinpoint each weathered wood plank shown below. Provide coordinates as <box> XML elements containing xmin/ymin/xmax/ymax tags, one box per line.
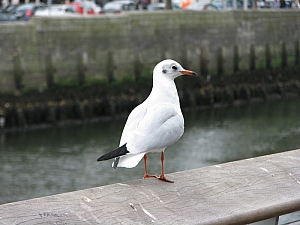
<box><xmin>1</xmin><ymin>150</ymin><xmax>300</xmax><ymax>225</ymax></box>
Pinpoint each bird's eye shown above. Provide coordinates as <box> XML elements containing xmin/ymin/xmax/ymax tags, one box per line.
<box><xmin>171</xmin><ymin>65</ymin><xmax>177</xmax><ymax>70</ymax></box>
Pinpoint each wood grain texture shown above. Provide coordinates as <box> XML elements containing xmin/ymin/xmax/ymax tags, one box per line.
<box><xmin>1</xmin><ymin>149</ymin><xmax>300</xmax><ymax>225</ymax></box>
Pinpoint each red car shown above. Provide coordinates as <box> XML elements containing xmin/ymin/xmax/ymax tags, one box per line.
<box><xmin>66</xmin><ymin>2</ymin><xmax>101</xmax><ymax>14</ymax></box>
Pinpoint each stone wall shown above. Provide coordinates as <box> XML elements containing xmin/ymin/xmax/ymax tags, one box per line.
<box><xmin>0</xmin><ymin>10</ymin><xmax>300</xmax><ymax>93</ymax></box>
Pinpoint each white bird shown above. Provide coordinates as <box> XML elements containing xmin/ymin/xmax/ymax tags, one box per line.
<box><xmin>97</xmin><ymin>59</ymin><xmax>197</xmax><ymax>183</ymax></box>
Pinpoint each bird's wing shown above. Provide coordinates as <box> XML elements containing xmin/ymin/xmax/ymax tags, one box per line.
<box><xmin>119</xmin><ymin>104</ymin><xmax>147</xmax><ymax>146</ymax></box>
<box><xmin>125</xmin><ymin>103</ymin><xmax>184</xmax><ymax>154</ymax></box>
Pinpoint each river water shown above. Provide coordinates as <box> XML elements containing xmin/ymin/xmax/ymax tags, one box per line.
<box><xmin>1</xmin><ymin>98</ymin><xmax>300</xmax><ymax>221</ymax></box>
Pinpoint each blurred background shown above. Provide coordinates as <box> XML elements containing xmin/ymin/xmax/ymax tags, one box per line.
<box><xmin>1</xmin><ymin>1</ymin><xmax>300</xmax><ymax>223</ymax></box>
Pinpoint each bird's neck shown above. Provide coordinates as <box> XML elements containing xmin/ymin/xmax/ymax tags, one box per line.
<box><xmin>150</xmin><ymin>78</ymin><xmax>180</xmax><ymax>105</ymax></box>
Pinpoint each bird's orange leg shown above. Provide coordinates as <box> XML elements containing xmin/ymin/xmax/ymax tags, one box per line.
<box><xmin>156</xmin><ymin>152</ymin><xmax>174</xmax><ymax>183</ymax></box>
<box><xmin>143</xmin><ymin>154</ymin><xmax>157</xmax><ymax>179</ymax></box>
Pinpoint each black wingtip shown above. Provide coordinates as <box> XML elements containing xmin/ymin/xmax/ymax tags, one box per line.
<box><xmin>97</xmin><ymin>144</ymin><xmax>129</xmax><ymax>162</ymax></box>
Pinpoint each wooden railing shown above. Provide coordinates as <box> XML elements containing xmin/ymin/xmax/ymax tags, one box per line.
<box><xmin>0</xmin><ymin>149</ymin><xmax>299</xmax><ymax>225</ymax></box>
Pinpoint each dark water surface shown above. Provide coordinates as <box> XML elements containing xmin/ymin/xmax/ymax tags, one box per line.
<box><xmin>1</xmin><ymin>98</ymin><xmax>300</xmax><ymax>208</ymax></box>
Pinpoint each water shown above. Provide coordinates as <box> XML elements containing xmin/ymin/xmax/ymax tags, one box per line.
<box><xmin>1</xmin><ymin>98</ymin><xmax>300</xmax><ymax>207</ymax></box>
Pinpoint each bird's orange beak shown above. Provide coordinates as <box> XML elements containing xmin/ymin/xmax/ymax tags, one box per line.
<box><xmin>180</xmin><ymin>70</ymin><xmax>198</xmax><ymax>76</ymax></box>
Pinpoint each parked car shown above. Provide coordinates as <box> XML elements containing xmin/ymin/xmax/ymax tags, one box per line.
<box><xmin>10</xmin><ymin>3</ymin><xmax>47</xmax><ymax>20</ymax></box>
<box><xmin>0</xmin><ymin>4</ymin><xmax>18</xmax><ymax>21</ymax></box>
<box><xmin>0</xmin><ymin>4</ymin><xmax>18</xmax><ymax>13</ymax></box>
<box><xmin>0</xmin><ymin>11</ymin><xmax>17</xmax><ymax>21</ymax></box>
<box><xmin>211</xmin><ymin>0</ymin><xmax>244</xmax><ymax>9</ymax></box>
<box><xmin>118</xmin><ymin>0</ymin><xmax>140</xmax><ymax>7</ymax></box>
<box><xmin>102</xmin><ymin>0</ymin><xmax>137</xmax><ymax>14</ymax></box>
<box><xmin>35</xmin><ymin>4</ymin><xmax>78</xmax><ymax>17</ymax></box>
<box><xmin>66</xmin><ymin>2</ymin><xmax>101</xmax><ymax>14</ymax></box>
<box><xmin>185</xmin><ymin>2</ymin><xmax>218</xmax><ymax>10</ymax></box>
<box><xmin>147</xmin><ymin>2</ymin><xmax>182</xmax><ymax>10</ymax></box>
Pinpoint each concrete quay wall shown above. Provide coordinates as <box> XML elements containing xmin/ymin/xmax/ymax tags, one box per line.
<box><xmin>0</xmin><ymin>10</ymin><xmax>300</xmax><ymax>93</ymax></box>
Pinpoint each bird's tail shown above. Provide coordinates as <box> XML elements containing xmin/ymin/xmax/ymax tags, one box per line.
<box><xmin>97</xmin><ymin>143</ymin><xmax>129</xmax><ymax>163</ymax></box>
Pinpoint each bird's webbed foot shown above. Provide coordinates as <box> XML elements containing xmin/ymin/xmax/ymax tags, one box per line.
<box><xmin>155</xmin><ymin>174</ymin><xmax>174</xmax><ymax>183</ymax></box>
<box><xmin>143</xmin><ymin>174</ymin><xmax>158</xmax><ymax>179</ymax></box>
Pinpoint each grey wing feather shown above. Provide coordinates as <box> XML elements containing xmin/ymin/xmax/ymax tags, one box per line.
<box><xmin>126</xmin><ymin>104</ymin><xmax>184</xmax><ymax>154</ymax></box>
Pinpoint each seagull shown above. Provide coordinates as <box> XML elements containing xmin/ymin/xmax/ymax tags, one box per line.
<box><xmin>97</xmin><ymin>59</ymin><xmax>197</xmax><ymax>183</ymax></box>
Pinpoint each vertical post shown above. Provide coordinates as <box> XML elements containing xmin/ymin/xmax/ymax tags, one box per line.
<box><xmin>47</xmin><ymin>0</ymin><xmax>52</xmax><ymax>16</ymax></box>
<box><xmin>45</xmin><ymin>54</ymin><xmax>55</xmax><ymax>88</ymax></box>
<box><xmin>295</xmin><ymin>40</ymin><xmax>299</xmax><ymax>65</ymax></box>
<box><xmin>165</xmin><ymin>0</ymin><xmax>172</xmax><ymax>9</ymax></box>
<box><xmin>265</xmin><ymin>43</ymin><xmax>272</xmax><ymax>70</ymax></box>
<box><xmin>12</xmin><ymin>52</ymin><xmax>23</xmax><ymax>91</ymax></box>
<box><xmin>232</xmin><ymin>0</ymin><xmax>237</xmax><ymax>9</ymax></box>
<box><xmin>106</xmin><ymin>51</ymin><xmax>115</xmax><ymax>83</ymax></box>
<box><xmin>200</xmin><ymin>48</ymin><xmax>209</xmax><ymax>78</ymax></box>
<box><xmin>249</xmin><ymin>44</ymin><xmax>256</xmax><ymax>71</ymax></box>
<box><xmin>77</xmin><ymin>53</ymin><xmax>86</xmax><ymax>86</ymax></box>
<box><xmin>217</xmin><ymin>47</ymin><xmax>224</xmax><ymax>78</ymax></box>
<box><xmin>281</xmin><ymin>42</ymin><xmax>287</xmax><ymax>69</ymax></box>
<box><xmin>243</xmin><ymin>0</ymin><xmax>248</xmax><ymax>10</ymax></box>
<box><xmin>223</xmin><ymin>0</ymin><xmax>227</xmax><ymax>10</ymax></box>
<box><xmin>233</xmin><ymin>45</ymin><xmax>239</xmax><ymax>73</ymax></box>
<box><xmin>133</xmin><ymin>55</ymin><xmax>142</xmax><ymax>81</ymax></box>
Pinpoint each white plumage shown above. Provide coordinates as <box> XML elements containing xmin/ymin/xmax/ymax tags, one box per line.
<box><xmin>97</xmin><ymin>59</ymin><xmax>197</xmax><ymax>182</ymax></box>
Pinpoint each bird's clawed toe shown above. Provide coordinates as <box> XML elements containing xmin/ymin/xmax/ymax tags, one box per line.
<box><xmin>143</xmin><ymin>174</ymin><xmax>158</xmax><ymax>179</ymax></box>
<box><xmin>155</xmin><ymin>175</ymin><xmax>174</xmax><ymax>183</ymax></box>
<box><xmin>143</xmin><ymin>174</ymin><xmax>174</xmax><ymax>183</ymax></box>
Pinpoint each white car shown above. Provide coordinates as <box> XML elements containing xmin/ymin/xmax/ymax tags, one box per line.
<box><xmin>103</xmin><ymin>0</ymin><xmax>137</xmax><ymax>14</ymax></box>
<box><xmin>35</xmin><ymin>5</ymin><xmax>79</xmax><ymax>17</ymax></box>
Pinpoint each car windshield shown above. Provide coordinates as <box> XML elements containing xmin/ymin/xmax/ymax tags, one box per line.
<box><xmin>68</xmin><ymin>6</ymin><xmax>78</xmax><ymax>11</ymax></box>
<box><xmin>16</xmin><ymin>4</ymin><xmax>36</xmax><ymax>10</ymax></box>
<box><xmin>5</xmin><ymin>5</ymin><xmax>17</xmax><ymax>11</ymax></box>
<box><xmin>36</xmin><ymin>6</ymin><xmax>61</xmax><ymax>11</ymax></box>
<box><xmin>147</xmin><ymin>4</ymin><xmax>164</xmax><ymax>10</ymax></box>
<box><xmin>49</xmin><ymin>6</ymin><xmax>64</xmax><ymax>10</ymax></box>
<box><xmin>104</xmin><ymin>2</ymin><xmax>123</xmax><ymax>9</ymax></box>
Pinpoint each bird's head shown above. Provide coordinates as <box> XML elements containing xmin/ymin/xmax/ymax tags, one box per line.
<box><xmin>153</xmin><ymin>59</ymin><xmax>198</xmax><ymax>80</ymax></box>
